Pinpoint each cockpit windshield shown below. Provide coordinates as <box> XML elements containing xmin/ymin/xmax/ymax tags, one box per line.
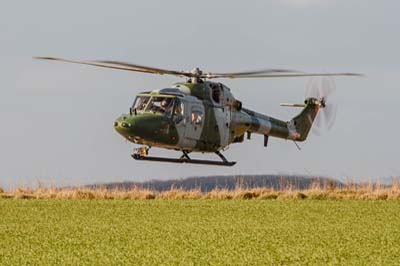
<box><xmin>132</xmin><ymin>96</ymin><xmax>184</xmax><ymax>119</ymax></box>
<box><xmin>132</xmin><ymin>96</ymin><xmax>150</xmax><ymax>111</ymax></box>
<box><xmin>146</xmin><ymin>97</ymin><xmax>174</xmax><ymax>115</ymax></box>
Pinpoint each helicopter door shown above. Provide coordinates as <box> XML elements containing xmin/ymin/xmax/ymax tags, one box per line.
<box><xmin>172</xmin><ymin>98</ymin><xmax>186</xmax><ymax>143</ymax></box>
<box><xmin>211</xmin><ymin>84</ymin><xmax>230</xmax><ymax>147</ymax></box>
<box><xmin>214</xmin><ymin>105</ymin><xmax>230</xmax><ymax>147</ymax></box>
<box><xmin>183</xmin><ymin>101</ymin><xmax>204</xmax><ymax>148</ymax></box>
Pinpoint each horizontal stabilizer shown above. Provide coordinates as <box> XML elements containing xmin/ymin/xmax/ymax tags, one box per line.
<box><xmin>280</xmin><ymin>103</ymin><xmax>307</xmax><ymax>108</ymax></box>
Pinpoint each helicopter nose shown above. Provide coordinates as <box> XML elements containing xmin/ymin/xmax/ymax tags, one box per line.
<box><xmin>114</xmin><ymin>115</ymin><xmax>135</xmax><ymax>135</ymax></box>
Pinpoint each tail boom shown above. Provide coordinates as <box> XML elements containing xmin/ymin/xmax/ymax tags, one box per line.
<box><xmin>230</xmin><ymin>98</ymin><xmax>321</xmax><ymax>144</ymax></box>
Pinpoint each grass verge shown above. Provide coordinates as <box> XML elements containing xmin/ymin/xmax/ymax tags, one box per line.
<box><xmin>2</xmin><ymin>182</ymin><xmax>400</xmax><ymax>200</ymax></box>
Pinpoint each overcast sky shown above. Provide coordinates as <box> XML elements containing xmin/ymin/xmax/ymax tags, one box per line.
<box><xmin>0</xmin><ymin>0</ymin><xmax>399</xmax><ymax>188</ymax></box>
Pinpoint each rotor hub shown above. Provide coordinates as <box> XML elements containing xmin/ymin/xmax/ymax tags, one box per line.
<box><xmin>190</xmin><ymin>67</ymin><xmax>202</xmax><ymax>76</ymax></box>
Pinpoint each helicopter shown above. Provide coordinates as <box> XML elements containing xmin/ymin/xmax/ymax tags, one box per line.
<box><xmin>36</xmin><ymin>57</ymin><xmax>361</xmax><ymax>166</ymax></box>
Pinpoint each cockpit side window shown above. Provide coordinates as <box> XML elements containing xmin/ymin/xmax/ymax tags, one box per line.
<box><xmin>173</xmin><ymin>98</ymin><xmax>184</xmax><ymax>124</ymax></box>
<box><xmin>173</xmin><ymin>99</ymin><xmax>184</xmax><ymax>115</ymax></box>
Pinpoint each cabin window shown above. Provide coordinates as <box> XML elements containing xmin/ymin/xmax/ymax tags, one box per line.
<box><xmin>191</xmin><ymin>110</ymin><xmax>203</xmax><ymax>125</ymax></box>
<box><xmin>211</xmin><ymin>84</ymin><xmax>223</xmax><ymax>104</ymax></box>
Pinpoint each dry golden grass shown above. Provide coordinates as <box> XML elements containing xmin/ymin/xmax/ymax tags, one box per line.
<box><xmin>1</xmin><ymin>181</ymin><xmax>400</xmax><ymax>200</ymax></box>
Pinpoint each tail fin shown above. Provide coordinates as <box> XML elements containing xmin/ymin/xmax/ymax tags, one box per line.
<box><xmin>290</xmin><ymin>98</ymin><xmax>320</xmax><ymax>141</ymax></box>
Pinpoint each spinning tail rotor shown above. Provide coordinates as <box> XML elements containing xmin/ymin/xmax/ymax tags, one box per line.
<box><xmin>282</xmin><ymin>76</ymin><xmax>339</xmax><ymax>141</ymax></box>
<box><xmin>305</xmin><ymin>77</ymin><xmax>338</xmax><ymax>135</ymax></box>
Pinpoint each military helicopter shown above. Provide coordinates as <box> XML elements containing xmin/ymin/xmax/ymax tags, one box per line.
<box><xmin>36</xmin><ymin>57</ymin><xmax>361</xmax><ymax>166</ymax></box>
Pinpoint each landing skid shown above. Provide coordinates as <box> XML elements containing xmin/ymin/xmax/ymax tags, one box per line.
<box><xmin>131</xmin><ymin>148</ymin><xmax>236</xmax><ymax>167</ymax></box>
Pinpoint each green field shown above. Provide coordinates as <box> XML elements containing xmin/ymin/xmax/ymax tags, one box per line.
<box><xmin>1</xmin><ymin>200</ymin><xmax>400</xmax><ymax>265</ymax></box>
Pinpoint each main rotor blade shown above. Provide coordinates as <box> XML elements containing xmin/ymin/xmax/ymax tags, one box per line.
<box><xmin>208</xmin><ymin>72</ymin><xmax>363</xmax><ymax>79</ymax></box>
<box><xmin>35</xmin><ymin>57</ymin><xmax>193</xmax><ymax>77</ymax></box>
<box><xmin>35</xmin><ymin>57</ymin><xmax>363</xmax><ymax>80</ymax></box>
<box><xmin>203</xmin><ymin>68</ymin><xmax>300</xmax><ymax>79</ymax></box>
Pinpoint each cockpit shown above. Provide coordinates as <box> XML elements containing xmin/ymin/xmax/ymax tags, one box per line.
<box><xmin>131</xmin><ymin>94</ymin><xmax>184</xmax><ymax>120</ymax></box>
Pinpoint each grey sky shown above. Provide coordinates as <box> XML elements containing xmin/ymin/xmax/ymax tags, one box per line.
<box><xmin>1</xmin><ymin>1</ymin><xmax>399</xmax><ymax>188</ymax></box>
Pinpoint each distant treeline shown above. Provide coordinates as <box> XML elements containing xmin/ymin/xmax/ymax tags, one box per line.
<box><xmin>87</xmin><ymin>175</ymin><xmax>343</xmax><ymax>192</ymax></box>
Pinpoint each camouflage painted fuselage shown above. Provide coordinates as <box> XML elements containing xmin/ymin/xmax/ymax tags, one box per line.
<box><xmin>114</xmin><ymin>81</ymin><xmax>319</xmax><ymax>152</ymax></box>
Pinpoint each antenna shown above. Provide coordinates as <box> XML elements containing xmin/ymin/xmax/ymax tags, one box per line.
<box><xmin>293</xmin><ymin>141</ymin><xmax>302</xmax><ymax>150</ymax></box>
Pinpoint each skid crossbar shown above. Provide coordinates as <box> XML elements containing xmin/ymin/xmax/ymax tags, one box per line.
<box><xmin>132</xmin><ymin>154</ymin><xmax>236</xmax><ymax>166</ymax></box>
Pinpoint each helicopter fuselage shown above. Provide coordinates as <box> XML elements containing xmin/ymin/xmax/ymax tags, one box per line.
<box><xmin>114</xmin><ymin>81</ymin><xmax>308</xmax><ymax>153</ymax></box>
